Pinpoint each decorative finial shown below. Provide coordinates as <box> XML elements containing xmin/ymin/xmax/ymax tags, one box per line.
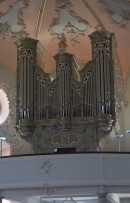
<box><xmin>94</xmin><ymin>25</ymin><xmax>104</xmax><ymax>32</ymax></box>
<box><xmin>58</xmin><ymin>34</ymin><xmax>67</xmax><ymax>53</ymax></box>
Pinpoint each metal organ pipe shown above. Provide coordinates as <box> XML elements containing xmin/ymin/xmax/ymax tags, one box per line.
<box><xmin>19</xmin><ymin>59</ymin><xmax>23</xmax><ymax>119</ymax></box>
<box><xmin>89</xmin><ymin>30</ymin><xmax>116</xmax><ymax>119</ymax></box>
<box><xmin>63</xmin><ymin>69</ymin><xmax>65</xmax><ymax>117</ymax></box>
<box><xmin>38</xmin><ymin>80</ymin><xmax>41</xmax><ymax>119</ymax></box>
<box><xmin>95</xmin><ymin>46</ymin><xmax>112</xmax><ymax>115</ymax></box>
<box><xmin>23</xmin><ymin>57</ymin><xmax>27</xmax><ymax>118</ymax></box>
<box><xmin>18</xmin><ymin>46</ymin><xmax>35</xmax><ymax>121</ymax></box>
<box><xmin>36</xmin><ymin>79</ymin><xmax>39</xmax><ymax>119</ymax></box>
<box><xmin>87</xmin><ymin>80</ymin><xmax>89</xmax><ymax>116</ymax></box>
<box><xmin>58</xmin><ymin>63</ymin><xmax>71</xmax><ymax>118</ymax></box>
<box><xmin>103</xmin><ymin>51</ymin><xmax>106</xmax><ymax>114</ymax></box>
<box><xmin>100</xmin><ymin>50</ymin><xmax>104</xmax><ymax>113</ymax></box>
<box><xmin>106</xmin><ymin>56</ymin><xmax>110</xmax><ymax>113</ymax></box>
<box><xmin>41</xmin><ymin>85</ymin><xmax>43</xmax><ymax>119</ymax></box>
<box><xmin>65</xmin><ymin>72</ymin><xmax>67</xmax><ymax>117</ymax></box>
<box><xmin>28</xmin><ymin>60</ymin><xmax>33</xmax><ymax>119</ymax></box>
<box><xmin>96</xmin><ymin>52</ymin><xmax>101</xmax><ymax>114</ymax></box>
<box><xmin>27</xmin><ymin>58</ymin><xmax>30</xmax><ymax>119</ymax></box>
<box><xmin>103</xmin><ymin>51</ymin><xmax>109</xmax><ymax>114</ymax></box>
<box><xmin>90</xmin><ymin>76</ymin><xmax>92</xmax><ymax>116</ymax></box>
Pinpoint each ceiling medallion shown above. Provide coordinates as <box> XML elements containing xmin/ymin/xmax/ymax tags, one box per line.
<box><xmin>49</xmin><ymin>0</ymin><xmax>91</xmax><ymax>45</ymax></box>
<box><xmin>100</xmin><ymin>0</ymin><xmax>130</xmax><ymax>27</ymax></box>
<box><xmin>0</xmin><ymin>0</ymin><xmax>30</xmax><ymax>42</ymax></box>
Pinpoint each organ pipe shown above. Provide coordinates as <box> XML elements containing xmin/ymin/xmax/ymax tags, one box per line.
<box><xmin>89</xmin><ymin>30</ymin><xmax>115</xmax><ymax>118</ymax></box>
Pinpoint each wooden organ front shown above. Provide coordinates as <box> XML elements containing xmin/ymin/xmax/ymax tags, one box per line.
<box><xmin>16</xmin><ymin>30</ymin><xmax>115</xmax><ymax>153</ymax></box>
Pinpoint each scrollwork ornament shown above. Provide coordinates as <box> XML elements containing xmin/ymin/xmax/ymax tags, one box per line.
<box><xmin>114</xmin><ymin>63</ymin><xmax>127</xmax><ymax>117</ymax></box>
<box><xmin>0</xmin><ymin>0</ymin><xmax>30</xmax><ymax>42</ymax></box>
<box><xmin>49</xmin><ymin>0</ymin><xmax>91</xmax><ymax>45</ymax></box>
<box><xmin>58</xmin><ymin>63</ymin><xmax>69</xmax><ymax>74</ymax></box>
<box><xmin>83</xmin><ymin>70</ymin><xmax>92</xmax><ymax>84</ymax></box>
<box><xmin>73</xmin><ymin>84</ymin><xmax>81</xmax><ymax>95</ymax></box>
<box><xmin>49</xmin><ymin>87</ymin><xmax>56</xmax><ymax>97</ymax></box>
<box><xmin>0</xmin><ymin>77</ymin><xmax>24</xmax><ymax>154</ymax></box>
<box><xmin>94</xmin><ymin>42</ymin><xmax>110</xmax><ymax>58</ymax></box>
<box><xmin>40</xmin><ymin>160</ymin><xmax>54</xmax><ymax>177</ymax></box>
<box><xmin>19</xmin><ymin>48</ymin><xmax>34</xmax><ymax>64</ymax></box>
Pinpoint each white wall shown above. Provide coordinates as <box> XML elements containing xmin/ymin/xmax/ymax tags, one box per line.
<box><xmin>1</xmin><ymin>153</ymin><xmax>130</xmax><ymax>198</ymax></box>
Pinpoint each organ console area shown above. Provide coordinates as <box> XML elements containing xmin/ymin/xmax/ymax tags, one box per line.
<box><xmin>16</xmin><ymin>29</ymin><xmax>116</xmax><ymax>153</ymax></box>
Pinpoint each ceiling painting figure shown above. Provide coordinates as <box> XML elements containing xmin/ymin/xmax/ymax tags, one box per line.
<box><xmin>49</xmin><ymin>0</ymin><xmax>91</xmax><ymax>45</ymax></box>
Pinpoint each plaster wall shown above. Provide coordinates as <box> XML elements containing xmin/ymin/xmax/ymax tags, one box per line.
<box><xmin>0</xmin><ymin>65</ymin><xmax>33</xmax><ymax>155</ymax></box>
<box><xmin>103</xmin><ymin>70</ymin><xmax>130</xmax><ymax>152</ymax></box>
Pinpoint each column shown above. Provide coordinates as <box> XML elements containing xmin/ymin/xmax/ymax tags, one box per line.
<box><xmin>97</xmin><ymin>193</ymin><xmax>107</xmax><ymax>203</ymax></box>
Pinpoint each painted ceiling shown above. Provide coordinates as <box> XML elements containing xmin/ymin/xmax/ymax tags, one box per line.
<box><xmin>0</xmin><ymin>0</ymin><xmax>130</xmax><ymax>79</ymax></box>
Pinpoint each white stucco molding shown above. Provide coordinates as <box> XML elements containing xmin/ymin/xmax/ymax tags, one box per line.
<box><xmin>0</xmin><ymin>153</ymin><xmax>130</xmax><ymax>198</ymax></box>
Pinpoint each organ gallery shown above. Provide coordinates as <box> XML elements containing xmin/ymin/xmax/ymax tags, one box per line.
<box><xmin>16</xmin><ymin>29</ymin><xmax>116</xmax><ymax>153</ymax></box>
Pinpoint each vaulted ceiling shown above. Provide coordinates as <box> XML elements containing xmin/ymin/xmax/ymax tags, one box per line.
<box><xmin>0</xmin><ymin>0</ymin><xmax>130</xmax><ymax>79</ymax></box>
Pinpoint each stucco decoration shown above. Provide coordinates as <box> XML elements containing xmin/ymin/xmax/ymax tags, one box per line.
<box><xmin>101</xmin><ymin>0</ymin><xmax>130</xmax><ymax>27</ymax></box>
<box><xmin>0</xmin><ymin>78</ymin><xmax>23</xmax><ymax>155</ymax></box>
<box><xmin>0</xmin><ymin>0</ymin><xmax>30</xmax><ymax>41</ymax></box>
<box><xmin>42</xmin><ymin>185</ymin><xmax>58</xmax><ymax>196</ymax></box>
<box><xmin>99</xmin><ymin>59</ymin><xmax>127</xmax><ymax>149</ymax></box>
<box><xmin>49</xmin><ymin>0</ymin><xmax>91</xmax><ymax>45</ymax></box>
<box><xmin>114</xmin><ymin>63</ymin><xmax>127</xmax><ymax>117</ymax></box>
<box><xmin>40</xmin><ymin>160</ymin><xmax>55</xmax><ymax>177</ymax></box>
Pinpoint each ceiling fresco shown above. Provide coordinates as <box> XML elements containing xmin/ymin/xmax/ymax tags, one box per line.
<box><xmin>0</xmin><ymin>0</ymin><xmax>29</xmax><ymax>41</ymax></box>
<box><xmin>101</xmin><ymin>0</ymin><xmax>130</xmax><ymax>27</ymax></box>
<box><xmin>49</xmin><ymin>0</ymin><xmax>91</xmax><ymax>45</ymax></box>
<box><xmin>0</xmin><ymin>0</ymin><xmax>129</xmax><ymax>79</ymax></box>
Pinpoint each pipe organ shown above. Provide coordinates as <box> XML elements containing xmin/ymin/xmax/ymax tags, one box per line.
<box><xmin>16</xmin><ymin>30</ymin><xmax>115</xmax><ymax>153</ymax></box>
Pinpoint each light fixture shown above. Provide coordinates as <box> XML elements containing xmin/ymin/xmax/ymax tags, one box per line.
<box><xmin>126</xmin><ymin>130</ymin><xmax>130</xmax><ymax>134</ymax></box>
<box><xmin>115</xmin><ymin>134</ymin><xmax>123</xmax><ymax>139</ymax></box>
<box><xmin>0</xmin><ymin>136</ymin><xmax>6</xmax><ymax>141</ymax></box>
<box><xmin>0</xmin><ymin>136</ymin><xmax>6</xmax><ymax>157</ymax></box>
<box><xmin>115</xmin><ymin>134</ymin><xmax>123</xmax><ymax>152</ymax></box>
